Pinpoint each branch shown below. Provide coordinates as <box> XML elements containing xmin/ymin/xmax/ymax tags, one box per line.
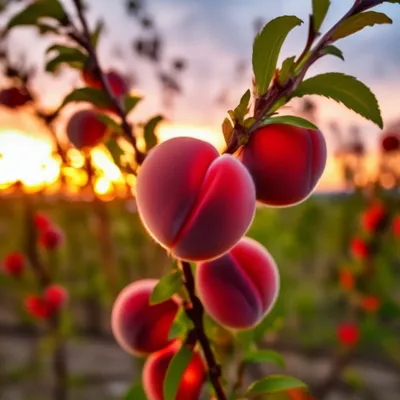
<box><xmin>178</xmin><ymin>261</ymin><xmax>228</xmax><ymax>400</ymax></box>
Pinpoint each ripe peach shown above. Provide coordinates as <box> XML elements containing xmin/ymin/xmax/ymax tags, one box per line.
<box><xmin>136</xmin><ymin>137</ymin><xmax>256</xmax><ymax>262</ymax></box>
<box><xmin>2</xmin><ymin>252</ymin><xmax>25</xmax><ymax>277</ymax></box>
<box><xmin>143</xmin><ymin>341</ymin><xmax>206</xmax><ymax>400</ymax></box>
<box><xmin>380</xmin><ymin>133</ymin><xmax>400</xmax><ymax>153</ymax></box>
<box><xmin>196</xmin><ymin>237</ymin><xmax>279</xmax><ymax>329</ymax></box>
<box><xmin>111</xmin><ymin>279</ymin><xmax>179</xmax><ymax>356</ymax></box>
<box><xmin>0</xmin><ymin>87</ymin><xmax>31</xmax><ymax>108</ymax></box>
<box><xmin>66</xmin><ymin>109</ymin><xmax>108</xmax><ymax>150</ymax></box>
<box><xmin>44</xmin><ymin>284</ymin><xmax>68</xmax><ymax>312</ymax></box>
<box><xmin>238</xmin><ymin>124</ymin><xmax>327</xmax><ymax>206</ymax></box>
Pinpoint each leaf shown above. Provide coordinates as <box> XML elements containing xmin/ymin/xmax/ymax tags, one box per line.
<box><xmin>279</xmin><ymin>56</ymin><xmax>296</xmax><ymax>85</ymax></box>
<box><xmin>168</xmin><ymin>308</ymin><xmax>194</xmax><ymax>340</ymax></box>
<box><xmin>144</xmin><ymin>115</ymin><xmax>163</xmax><ymax>152</ymax></box>
<box><xmin>124</xmin><ymin>95</ymin><xmax>143</xmax><ymax>114</ymax></box>
<box><xmin>312</xmin><ymin>0</ymin><xmax>330</xmax><ymax>32</ymax></box>
<box><xmin>105</xmin><ymin>139</ymin><xmax>124</xmax><ymax>167</ymax></box>
<box><xmin>244</xmin><ymin>350</ymin><xmax>286</xmax><ymax>369</ymax></box>
<box><xmin>150</xmin><ymin>269</ymin><xmax>182</xmax><ymax>305</ymax></box>
<box><xmin>124</xmin><ymin>382</ymin><xmax>147</xmax><ymax>400</ymax></box>
<box><xmin>291</xmin><ymin>73</ymin><xmax>383</xmax><ymax>128</ymax></box>
<box><xmin>163</xmin><ymin>345</ymin><xmax>192</xmax><ymax>400</ymax></box>
<box><xmin>228</xmin><ymin>110</ymin><xmax>236</xmax><ymax>124</ymax></box>
<box><xmin>45</xmin><ymin>45</ymin><xmax>88</xmax><ymax>73</ymax></box>
<box><xmin>332</xmin><ymin>11</ymin><xmax>392</xmax><ymax>41</ymax></box>
<box><xmin>97</xmin><ymin>114</ymin><xmax>123</xmax><ymax>134</ymax></box>
<box><xmin>244</xmin><ymin>117</ymin><xmax>256</xmax><ymax>129</ymax></box>
<box><xmin>261</xmin><ymin>115</ymin><xmax>319</xmax><ymax>131</ymax></box>
<box><xmin>57</xmin><ymin>87</ymin><xmax>111</xmax><ymax>112</ymax></box>
<box><xmin>91</xmin><ymin>20</ymin><xmax>104</xmax><ymax>48</ymax></box>
<box><xmin>222</xmin><ymin>117</ymin><xmax>234</xmax><ymax>144</ymax></box>
<box><xmin>252</xmin><ymin>16</ymin><xmax>303</xmax><ymax>95</ymax></box>
<box><xmin>323</xmin><ymin>45</ymin><xmax>344</xmax><ymax>60</ymax></box>
<box><xmin>6</xmin><ymin>0</ymin><xmax>66</xmax><ymax>32</ymax></box>
<box><xmin>246</xmin><ymin>375</ymin><xmax>307</xmax><ymax>395</ymax></box>
<box><xmin>233</xmin><ymin>89</ymin><xmax>251</xmax><ymax>122</ymax></box>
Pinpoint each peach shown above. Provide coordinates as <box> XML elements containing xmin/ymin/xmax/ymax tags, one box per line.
<box><xmin>337</xmin><ymin>323</ymin><xmax>360</xmax><ymax>347</ymax></box>
<box><xmin>143</xmin><ymin>341</ymin><xmax>206</xmax><ymax>400</ymax></box>
<box><xmin>2</xmin><ymin>252</ymin><xmax>25</xmax><ymax>277</ymax></box>
<box><xmin>24</xmin><ymin>294</ymin><xmax>52</xmax><ymax>320</ymax></box>
<box><xmin>361</xmin><ymin>202</ymin><xmax>386</xmax><ymax>233</ymax></box>
<box><xmin>66</xmin><ymin>109</ymin><xmax>108</xmax><ymax>149</ymax></box>
<box><xmin>111</xmin><ymin>279</ymin><xmax>179</xmax><ymax>356</ymax></box>
<box><xmin>44</xmin><ymin>284</ymin><xmax>68</xmax><ymax>312</ymax></box>
<box><xmin>238</xmin><ymin>124</ymin><xmax>327</xmax><ymax>206</ymax></box>
<box><xmin>350</xmin><ymin>237</ymin><xmax>368</xmax><ymax>260</ymax></box>
<box><xmin>380</xmin><ymin>133</ymin><xmax>400</xmax><ymax>153</ymax></box>
<box><xmin>0</xmin><ymin>87</ymin><xmax>31</xmax><ymax>108</ymax></box>
<box><xmin>136</xmin><ymin>137</ymin><xmax>256</xmax><ymax>261</ymax></box>
<box><xmin>39</xmin><ymin>226</ymin><xmax>64</xmax><ymax>250</ymax></box>
<box><xmin>196</xmin><ymin>237</ymin><xmax>279</xmax><ymax>329</ymax></box>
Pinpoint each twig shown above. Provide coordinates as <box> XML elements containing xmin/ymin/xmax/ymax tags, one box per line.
<box><xmin>178</xmin><ymin>261</ymin><xmax>228</xmax><ymax>400</ymax></box>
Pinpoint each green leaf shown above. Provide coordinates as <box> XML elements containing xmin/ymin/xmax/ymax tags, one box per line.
<box><xmin>291</xmin><ymin>72</ymin><xmax>383</xmax><ymax>128</ymax></box>
<box><xmin>246</xmin><ymin>375</ymin><xmax>307</xmax><ymax>395</ymax></box>
<box><xmin>168</xmin><ymin>308</ymin><xmax>193</xmax><ymax>340</ymax></box>
<box><xmin>163</xmin><ymin>345</ymin><xmax>192</xmax><ymax>400</ymax></box>
<box><xmin>252</xmin><ymin>16</ymin><xmax>303</xmax><ymax>95</ymax></box>
<box><xmin>144</xmin><ymin>115</ymin><xmax>163</xmax><ymax>152</ymax></box>
<box><xmin>244</xmin><ymin>117</ymin><xmax>256</xmax><ymax>129</ymax></box>
<box><xmin>233</xmin><ymin>89</ymin><xmax>251</xmax><ymax>122</ymax></box>
<box><xmin>91</xmin><ymin>20</ymin><xmax>104</xmax><ymax>48</ymax></box>
<box><xmin>150</xmin><ymin>269</ymin><xmax>182</xmax><ymax>305</ymax></box>
<box><xmin>124</xmin><ymin>382</ymin><xmax>147</xmax><ymax>400</ymax></box>
<box><xmin>261</xmin><ymin>115</ymin><xmax>319</xmax><ymax>131</ymax></box>
<box><xmin>124</xmin><ymin>96</ymin><xmax>143</xmax><ymax>115</ymax></box>
<box><xmin>5</xmin><ymin>0</ymin><xmax>66</xmax><ymax>32</ymax></box>
<box><xmin>228</xmin><ymin>110</ymin><xmax>236</xmax><ymax>124</ymax></box>
<box><xmin>279</xmin><ymin>56</ymin><xmax>296</xmax><ymax>85</ymax></box>
<box><xmin>97</xmin><ymin>114</ymin><xmax>123</xmax><ymax>134</ymax></box>
<box><xmin>244</xmin><ymin>350</ymin><xmax>286</xmax><ymax>369</ymax></box>
<box><xmin>105</xmin><ymin>139</ymin><xmax>124</xmax><ymax>167</ymax></box>
<box><xmin>57</xmin><ymin>87</ymin><xmax>111</xmax><ymax>113</ymax></box>
<box><xmin>323</xmin><ymin>45</ymin><xmax>344</xmax><ymax>60</ymax></box>
<box><xmin>332</xmin><ymin>11</ymin><xmax>392</xmax><ymax>41</ymax></box>
<box><xmin>312</xmin><ymin>0</ymin><xmax>331</xmax><ymax>32</ymax></box>
<box><xmin>45</xmin><ymin>46</ymin><xmax>88</xmax><ymax>73</ymax></box>
<box><xmin>222</xmin><ymin>117</ymin><xmax>234</xmax><ymax>144</ymax></box>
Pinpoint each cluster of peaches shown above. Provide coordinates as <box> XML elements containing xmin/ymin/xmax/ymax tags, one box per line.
<box><xmin>110</xmin><ymin>122</ymin><xmax>327</xmax><ymax>399</ymax></box>
<box><xmin>1</xmin><ymin>213</ymin><xmax>67</xmax><ymax>320</ymax></box>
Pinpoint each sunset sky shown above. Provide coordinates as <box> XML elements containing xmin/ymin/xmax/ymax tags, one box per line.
<box><xmin>0</xmin><ymin>0</ymin><xmax>399</xmax><ymax>192</ymax></box>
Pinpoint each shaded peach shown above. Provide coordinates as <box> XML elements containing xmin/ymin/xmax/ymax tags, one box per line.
<box><xmin>239</xmin><ymin>124</ymin><xmax>327</xmax><ymax>206</ymax></box>
<box><xmin>66</xmin><ymin>109</ymin><xmax>108</xmax><ymax>150</ymax></box>
<box><xmin>136</xmin><ymin>137</ymin><xmax>256</xmax><ymax>262</ymax></box>
<box><xmin>143</xmin><ymin>341</ymin><xmax>206</xmax><ymax>400</ymax></box>
<box><xmin>111</xmin><ymin>279</ymin><xmax>179</xmax><ymax>356</ymax></box>
<box><xmin>196</xmin><ymin>237</ymin><xmax>279</xmax><ymax>329</ymax></box>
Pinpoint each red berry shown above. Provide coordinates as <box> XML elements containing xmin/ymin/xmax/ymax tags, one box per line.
<box><xmin>34</xmin><ymin>213</ymin><xmax>51</xmax><ymax>232</ymax></box>
<box><xmin>393</xmin><ymin>215</ymin><xmax>400</xmax><ymax>237</ymax></box>
<box><xmin>361</xmin><ymin>203</ymin><xmax>386</xmax><ymax>233</ymax></box>
<box><xmin>337</xmin><ymin>323</ymin><xmax>360</xmax><ymax>347</ymax></box>
<box><xmin>2</xmin><ymin>252</ymin><xmax>25</xmax><ymax>277</ymax></box>
<box><xmin>380</xmin><ymin>133</ymin><xmax>400</xmax><ymax>153</ymax></box>
<box><xmin>44</xmin><ymin>284</ymin><xmax>68</xmax><ymax>312</ymax></box>
<box><xmin>350</xmin><ymin>237</ymin><xmax>368</xmax><ymax>260</ymax></box>
<box><xmin>24</xmin><ymin>294</ymin><xmax>52</xmax><ymax>320</ymax></box>
<box><xmin>361</xmin><ymin>295</ymin><xmax>380</xmax><ymax>313</ymax></box>
<box><xmin>39</xmin><ymin>227</ymin><xmax>64</xmax><ymax>250</ymax></box>
<box><xmin>339</xmin><ymin>268</ymin><xmax>354</xmax><ymax>291</ymax></box>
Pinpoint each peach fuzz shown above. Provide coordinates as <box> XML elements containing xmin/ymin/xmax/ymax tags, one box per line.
<box><xmin>111</xmin><ymin>279</ymin><xmax>179</xmax><ymax>356</ymax></box>
<box><xmin>135</xmin><ymin>136</ymin><xmax>256</xmax><ymax>262</ymax></box>
<box><xmin>196</xmin><ymin>237</ymin><xmax>280</xmax><ymax>330</ymax></box>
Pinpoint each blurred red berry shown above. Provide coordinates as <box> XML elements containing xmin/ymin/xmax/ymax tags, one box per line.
<box><xmin>44</xmin><ymin>284</ymin><xmax>68</xmax><ymax>312</ymax></box>
<box><xmin>393</xmin><ymin>216</ymin><xmax>400</xmax><ymax>237</ymax></box>
<box><xmin>361</xmin><ymin>295</ymin><xmax>380</xmax><ymax>313</ymax></box>
<box><xmin>2</xmin><ymin>252</ymin><xmax>25</xmax><ymax>277</ymax></box>
<box><xmin>380</xmin><ymin>133</ymin><xmax>400</xmax><ymax>153</ymax></box>
<box><xmin>339</xmin><ymin>268</ymin><xmax>354</xmax><ymax>291</ymax></box>
<box><xmin>361</xmin><ymin>203</ymin><xmax>386</xmax><ymax>233</ymax></box>
<box><xmin>24</xmin><ymin>294</ymin><xmax>51</xmax><ymax>320</ymax></box>
<box><xmin>287</xmin><ymin>388</ymin><xmax>316</xmax><ymax>400</ymax></box>
<box><xmin>350</xmin><ymin>237</ymin><xmax>368</xmax><ymax>260</ymax></box>
<box><xmin>0</xmin><ymin>87</ymin><xmax>31</xmax><ymax>108</ymax></box>
<box><xmin>337</xmin><ymin>323</ymin><xmax>360</xmax><ymax>347</ymax></box>
<box><xmin>34</xmin><ymin>213</ymin><xmax>51</xmax><ymax>232</ymax></box>
<box><xmin>39</xmin><ymin>227</ymin><xmax>63</xmax><ymax>250</ymax></box>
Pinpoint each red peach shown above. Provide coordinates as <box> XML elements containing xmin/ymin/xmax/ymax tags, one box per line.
<box><xmin>0</xmin><ymin>87</ymin><xmax>31</xmax><ymax>108</ymax></box>
<box><xmin>34</xmin><ymin>213</ymin><xmax>51</xmax><ymax>232</ymax></box>
<box><xmin>106</xmin><ymin>70</ymin><xmax>129</xmax><ymax>98</ymax></box>
<box><xmin>44</xmin><ymin>284</ymin><xmax>68</xmax><ymax>312</ymax></box>
<box><xmin>337</xmin><ymin>323</ymin><xmax>360</xmax><ymax>347</ymax></box>
<box><xmin>143</xmin><ymin>341</ymin><xmax>206</xmax><ymax>400</ymax></box>
<box><xmin>380</xmin><ymin>133</ymin><xmax>400</xmax><ymax>153</ymax></box>
<box><xmin>111</xmin><ymin>279</ymin><xmax>179</xmax><ymax>356</ymax></box>
<box><xmin>136</xmin><ymin>137</ymin><xmax>256</xmax><ymax>262</ymax></box>
<box><xmin>196</xmin><ymin>237</ymin><xmax>279</xmax><ymax>329</ymax></box>
<box><xmin>2</xmin><ymin>252</ymin><xmax>25</xmax><ymax>277</ymax></box>
<box><xmin>66</xmin><ymin>109</ymin><xmax>108</xmax><ymax>150</ymax></box>
<box><xmin>39</xmin><ymin>226</ymin><xmax>63</xmax><ymax>250</ymax></box>
<box><xmin>24</xmin><ymin>294</ymin><xmax>52</xmax><ymax>320</ymax></box>
<box><xmin>238</xmin><ymin>124</ymin><xmax>327</xmax><ymax>206</ymax></box>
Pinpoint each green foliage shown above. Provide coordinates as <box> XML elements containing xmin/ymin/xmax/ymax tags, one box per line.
<box><xmin>278</xmin><ymin>56</ymin><xmax>296</xmax><ymax>85</ymax></box>
<box><xmin>124</xmin><ymin>382</ymin><xmax>147</xmax><ymax>400</ymax></box>
<box><xmin>233</xmin><ymin>89</ymin><xmax>251</xmax><ymax>123</ymax></box>
<box><xmin>261</xmin><ymin>115</ymin><xmax>319</xmax><ymax>131</ymax></box>
<box><xmin>105</xmin><ymin>139</ymin><xmax>125</xmax><ymax>169</ymax></box>
<box><xmin>222</xmin><ymin>117</ymin><xmax>234</xmax><ymax>144</ymax></box>
<box><xmin>163</xmin><ymin>345</ymin><xmax>192</xmax><ymax>400</ymax></box>
<box><xmin>312</xmin><ymin>0</ymin><xmax>331</xmax><ymax>32</ymax></box>
<box><xmin>291</xmin><ymin>72</ymin><xmax>383</xmax><ymax>128</ymax></box>
<box><xmin>57</xmin><ymin>87</ymin><xmax>111</xmax><ymax>112</ymax></box>
<box><xmin>244</xmin><ymin>350</ymin><xmax>286</xmax><ymax>369</ymax></box>
<box><xmin>332</xmin><ymin>11</ymin><xmax>392</xmax><ymax>41</ymax></box>
<box><xmin>90</xmin><ymin>20</ymin><xmax>104</xmax><ymax>48</ymax></box>
<box><xmin>246</xmin><ymin>375</ymin><xmax>307</xmax><ymax>396</ymax></box>
<box><xmin>252</xmin><ymin>16</ymin><xmax>303</xmax><ymax>95</ymax></box>
<box><xmin>144</xmin><ymin>115</ymin><xmax>163</xmax><ymax>152</ymax></box>
<box><xmin>45</xmin><ymin>45</ymin><xmax>88</xmax><ymax>73</ymax></box>
<box><xmin>150</xmin><ymin>269</ymin><xmax>182</xmax><ymax>305</ymax></box>
<box><xmin>124</xmin><ymin>95</ymin><xmax>143</xmax><ymax>115</ymax></box>
<box><xmin>97</xmin><ymin>114</ymin><xmax>124</xmax><ymax>134</ymax></box>
<box><xmin>168</xmin><ymin>308</ymin><xmax>194</xmax><ymax>340</ymax></box>
<box><xmin>322</xmin><ymin>45</ymin><xmax>344</xmax><ymax>61</ymax></box>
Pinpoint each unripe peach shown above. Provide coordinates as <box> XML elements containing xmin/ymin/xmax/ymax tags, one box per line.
<box><xmin>39</xmin><ymin>226</ymin><xmax>64</xmax><ymax>250</ymax></box>
<box><xmin>143</xmin><ymin>341</ymin><xmax>206</xmax><ymax>400</ymax></box>
<box><xmin>0</xmin><ymin>87</ymin><xmax>31</xmax><ymax>108</ymax></box>
<box><xmin>196</xmin><ymin>237</ymin><xmax>279</xmax><ymax>329</ymax></box>
<box><xmin>111</xmin><ymin>279</ymin><xmax>179</xmax><ymax>356</ymax></box>
<box><xmin>239</xmin><ymin>124</ymin><xmax>327</xmax><ymax>206</ymax></box>
<box><xmin>136</xmin><ymin>137</ymin><xmax>256</xmax><ymax>262</ymax></box>
<box><xmin>44</xmin><ymin>284</ymin><xmax>68</xmax><ymax>312</ymax></box>
<box><xmin>2</xmin><ymin>252</ymin><xmax>25</xmax><ymax>277</ymax></box>
<box><xmin>66</xmin><ymin>109</ymin><xmax>108</xmax><ymax>149</ymax></box>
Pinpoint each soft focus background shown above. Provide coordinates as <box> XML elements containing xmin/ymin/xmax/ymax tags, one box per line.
<box><xmin>0</xmin><ymin>1</ymin><xmax>399</xmax><ymax>399</ymax></box>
